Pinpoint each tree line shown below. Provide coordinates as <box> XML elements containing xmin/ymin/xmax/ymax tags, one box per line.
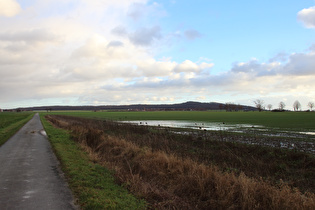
<box><xmin>253</xmin><ymin>99</ymin><xmax>314</xmax><ymax>112</ymax></box>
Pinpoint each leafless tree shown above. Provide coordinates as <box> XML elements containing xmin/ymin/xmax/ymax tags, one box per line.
<box><xmin>267</xmin><ymin>104</ymin><xmax>272</xmax><ymax>111</ymax></box>
<box><xmin>308</xmin><ymin>102</ymin><xmax>314</xmax><ymax>111</ymax></box>
<box><xmin>224</xmin><ymin>102</ymin><xmax>236</xmax><ymax>112</ymax></box>
<box><xmin>253</xmin><ymin>99</ymin><xmax>264</xmax><ymax>112</ymax></box>
<box><xmin>279</xmin><ymin>101</ymin><xmax>285</xmax><ymax>111</ymax></box>
<box><xmin>293</xmin><ymin>100</ymin><xmax>301</xmax><ymax>111</ymax></box>
<box><xmin>237</xmin><ymin>104</ymin><xmax>243</xmax><ymax>111</ymax></box>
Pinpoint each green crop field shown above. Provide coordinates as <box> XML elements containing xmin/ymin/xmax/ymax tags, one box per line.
<box><xmin>45</xmin><ymin>111</ymin><xmax>315</xmax><ymax>131</ymax></box>
<box><xmin>0</xmin><ymin>112</ymin><xmax>34</xmax><ymax>146</ymax></box>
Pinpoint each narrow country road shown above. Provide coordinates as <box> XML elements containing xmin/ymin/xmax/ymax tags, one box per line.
<box><xmin>0</xmin><ymin>113</ymin><xmax>78</xmax><ymax>210</ymax></box>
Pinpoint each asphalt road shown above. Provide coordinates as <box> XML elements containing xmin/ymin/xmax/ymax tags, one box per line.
<box><xmin>0</xmin><ymin>113</ymin><xmax>78</xmax><ymax>210</ymax></box>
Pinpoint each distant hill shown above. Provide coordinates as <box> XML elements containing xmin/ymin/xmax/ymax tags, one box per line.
<box><xmin>14</xmin><ymin>101</ymin><xmax>257</xmax><ymax>112</ymax></box>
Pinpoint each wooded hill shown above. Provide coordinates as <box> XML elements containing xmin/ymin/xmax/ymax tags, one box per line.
<box><xmin>15</xmin><ymin>101</ymin><xmax>257</xmax><ymax>112</ymax></box>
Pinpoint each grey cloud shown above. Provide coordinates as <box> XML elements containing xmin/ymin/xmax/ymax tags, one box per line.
<box><xmin>269</xmin><ymin>52</ymin><xmax>289</xmax><ymax>63</ymax></box>
<box><xmin>226</xmin><ymin>48</ymin><xmax>315</xmax><ymax>78</ymax></box>
<box><xmin>111</xmin><ymin>26</ymin><xmax>128</xmax><ymax>37</ymax></box>
<box><xmin>129</xmin><ymin>26</ymin><xmax>161</xmax><ymax>46</ymax></box>
<box><xmin>230</xmin><ymin>47</ymin><xmax>315</xmax><ymax>77</ymax></box>
<box><xmin>231</xmin><ymin>60</ymin><xmax>261</xmax><ymax>73</ymax></box>
<box><xmin>231</xmin><ymin>59</ymin><xmax>278</xmax><ymax>77</ymax></box>
<box><xmin>184</xmin><ymin>29</ymin><xmax>201</xmax><ymax>40</ymax></box>
<box><xmin>0</xmin><ymin>29</ymin><xmax>57</xmax><ymax>43</ymax></box>
<box><xmin>107</xmin><ymin>41</ymin><xmax>124</xmax><ymax>48</ymax></box>
<box><xmin>282</xmin><ymin>52</ymin><xmax>315</xmax><ymax>75</ymax></box>
<box><xmin>128</xmin><ymin>3</ymin><xmax>146</xmax><ymax>21</ymax></box>
<box><xmin>227</xmin><ymin>46</ymin><xmax>315</xmax><ymax>79</ymax></box>
<box><xmin>189</xmin><ymin>73</ymin><xmax>237</xmax><ymax>88</ymax></box>
<box><xmin>309</xmin><ymin>44</ymin><xmax>315</xmax><ymax>52</ymax></box>
<box><xmin>112</xmin><ymin>25</ymin><xmax>163</xmax><ymax>46</ymax></box>
<box><xmin>4</xmin><ymin>43</ymin><xmax>30</xmax><ymax>52</ymax></box>
<box><xmin>127</xmin><ymin>2</ymin><xmax>166</xmax><ymax>21</ymax></box>
<box><xmin>124</xmin><ymin>78</ymin><xmax>188</xmax><ymax>90</ymax></box>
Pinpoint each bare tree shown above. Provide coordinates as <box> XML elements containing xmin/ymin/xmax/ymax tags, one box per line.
<box><xmin>267</xmin><ymin>104</ymin><xmax>272</xmax><ymax>111</ymax></box>
<box><xmin>225</xmin><ymin>102</ymin><xmax>236</xmax><ymax>112</ymax></box>
<box><xmin>293</xmin><ymin>100</ymin><xmax>301</xmax><ymax>111</ymax></box>
<box><xmin>253</xmin><ymin>99</ymin><xmax>264</xmax><ymax>112</ymax></box>
<box><xmin>308</xmin><ymin>102</ymin><xmax>314</xmax><ymax>111</ymax></box>
<box><xmin>279</xmin><ymin>101</ymin><xmax>285</xmax><ymax>111</ymax></box>
<box><xmin>237</xmin><ymin>104</ymin><xmax>243</xmax><ymax>111</ymax></box>
<box><xmin>224</xmin><ymin>103</ymin><xmax>230</xmax><ymax>112</ymax></box>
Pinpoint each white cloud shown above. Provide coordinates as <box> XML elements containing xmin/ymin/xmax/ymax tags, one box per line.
<box><xmin>174</xmin><ymin>60</ymin><xmax>204</xmax><ymax>73</ymax></box>
<box><xmin>297</xmin><ymin>6</ymin><xmax>315</xmax><ymax>28</ymax></box>
<box><xmin>0</xmin><ymin>0</ymin><xmax>21</xmax><ymax>17</ymax></box>
<box><xmin>135</xmin><ymin>59</ymin><xmax>176</xmax><ymax>77</ymax></box>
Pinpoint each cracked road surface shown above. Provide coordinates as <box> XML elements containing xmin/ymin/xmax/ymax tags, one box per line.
<box><xmin>0</xmin><ymin>113</ymin><xmax>77</xmax><ymax>210</ymax></box>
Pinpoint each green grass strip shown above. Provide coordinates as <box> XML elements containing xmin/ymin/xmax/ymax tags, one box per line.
<box><xmin>0</xmin><ymin>112</ymin><xmax>34</xmax><ymax>146</ymax></box>
<box><xmin>40</xmin><ymin>114</ymin><xmax>147</xmax><ymax>210</ymax></box>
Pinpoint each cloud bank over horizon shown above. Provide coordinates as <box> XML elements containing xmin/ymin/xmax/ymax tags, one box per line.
<box><xmin>0</xmin><ymin>1</ymin><xmax>314</xmax><ymax>109</ymax></box>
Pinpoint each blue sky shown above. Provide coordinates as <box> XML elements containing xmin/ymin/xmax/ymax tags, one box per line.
<box><xmin>159</xmin><ymin>0</ymin><xmax>314</xmax><ymax>68</ymax></box>
<box><xmin>0</xmin><ymin>0</ymin><xmax>315</xmax><ymax>109</ymax></box>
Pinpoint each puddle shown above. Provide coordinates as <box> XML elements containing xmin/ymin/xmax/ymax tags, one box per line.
<box><xmin>120</xmin><ymin>120</ymin><xmax>315</xmax><ymax>154</ymax></box>
<box><xmin>299</xmin><ymin>131</ymin><xmax>315</xmax><ymax>136</ymax></box>
<box><xmin>40</xmin><ymin>130</ymin><xmax>47</xmax><ymax>136</ymax></box>
<box><xmin>23</xmin><ymin>190</ymin><xmax>35</xmax><ymax>199</ymax></box>
<box><xmin>121</xmin><ymin>120</ymin><xmax>315</xmax><ymax>140</ymax></box>
<box><xmin>122</xmin><ymin>120</ymin><xmax>263</xmax><ymax>131</ymax></box>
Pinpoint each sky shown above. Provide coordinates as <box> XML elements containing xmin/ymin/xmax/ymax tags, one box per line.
<box><xmin>0</xmin><ymin>0</ymin><xmax>315</xmax><ymax>110</ymax></box>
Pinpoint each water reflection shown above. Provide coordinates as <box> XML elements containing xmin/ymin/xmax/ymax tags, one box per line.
<box><xmin>299</xmin><ymin>131</ymin><xmax>315</xmax><ymax>136</ymax></box>
<box><xmin>121</xmin><ymin>120</ymin><xmax>315</xmax><ymax>138</ymax></box>
<box><xmin>120</xmin><ymin>120</ymin><xmax>315</xmax><ymax>154</ymax></box>
<box><xmin>122</xmin><ymin>120</ymin><xmax>263</xmax><ymax>131</ymax></box>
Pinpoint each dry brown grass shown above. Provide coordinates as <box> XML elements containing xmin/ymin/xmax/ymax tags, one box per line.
<box><xmin>46</xmin><ymin>115</ymin><xmax>315</xmax><ymax>209</ymax></box>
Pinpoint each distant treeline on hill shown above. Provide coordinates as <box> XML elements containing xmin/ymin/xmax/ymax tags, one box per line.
<box><xmin>13</xmin><ymin>101</ymin><xmax>257</xmax><ymax>112</ymax></box>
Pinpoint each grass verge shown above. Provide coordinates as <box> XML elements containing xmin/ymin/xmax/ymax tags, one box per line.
<box><xmin>40</xmin><ymin>114</ymin><xmax>147</xmax><ymax>209</ymax></box>
<box><xmin>0</xmin><ymin>112</ymin><xmax>34</xmax><ymax>146</ymax></box>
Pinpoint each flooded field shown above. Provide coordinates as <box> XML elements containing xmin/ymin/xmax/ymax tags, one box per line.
<box><xmin>123</xmin><ymin>120</ymin><xmax>314</xmax><ymax>137</ymax></box>
<box><xmin>124</xmin><ymin>120</ymin><xmax>263</xmax><ymax>131</ymax></box>
<box><xmin>45</xmin><ymin>111</ymin><xmax>315</xmax><ymax>154</ymax></box>
<box><xmin>122</xmin><ymin>120</ymin><xmax>315</xmax><ymax>154</ymax></box>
